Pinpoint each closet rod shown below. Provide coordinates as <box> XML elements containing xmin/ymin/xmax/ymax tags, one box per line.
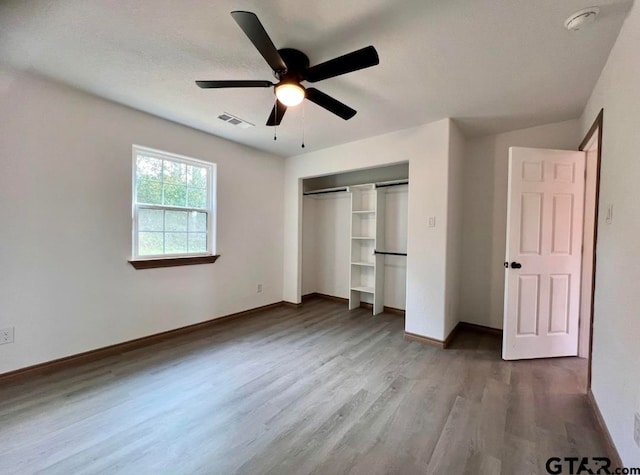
<box><xmin>375</xmin><ymin>180</ymin><xmax>409</xmax><ymax>189</ymax></box>
<box><xmin>303</xmin><ymin>187</ymin><xmax>348</xmax><ymax>196</ymax></box>
<box><xmin>374</xmin><ymin>250</ymin><xmax>408</xmax><ymax>256</ymax></box>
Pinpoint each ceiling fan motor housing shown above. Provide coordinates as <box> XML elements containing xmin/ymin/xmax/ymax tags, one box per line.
<box><xmin>276</xmin><ymin>48</ymin><xmax>310</xmax><ymax>84</ymax></box>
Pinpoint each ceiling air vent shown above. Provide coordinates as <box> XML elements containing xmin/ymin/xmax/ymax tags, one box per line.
<box><xmin>217</xmin><ymin>112</ymin><xmax>254</xmax><ymax>129</ymax></box>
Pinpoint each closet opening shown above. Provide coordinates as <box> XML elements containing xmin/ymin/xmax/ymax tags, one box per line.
<box><xmin>302</xmin><ymin>163</ymin><xmax>409</xmax><ymax>315</ymax></box>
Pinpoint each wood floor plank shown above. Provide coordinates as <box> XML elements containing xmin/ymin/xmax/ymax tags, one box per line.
<box><xmin>0</xmin><ymin>299</ymin><xmax>607</xmax><ymax>474</ymax></box>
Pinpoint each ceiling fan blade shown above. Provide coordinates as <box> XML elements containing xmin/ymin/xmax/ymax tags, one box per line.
<box><xmin>231</xmin><ymin>11</ymin><xmax>287</xmax><ymax>73</ymax></box>
<box><xmin>305</xmin><ymin>88</ymin><xmax>356</xmax><ymax>120</ymax></box>
<box><xmin>304</xmin><ymin>46</ymin><xmax>379</xmax><ymax>83</ymax></box>
<box><xmin>266</xmin><ymin>100</ymin><xmax>287</xmax><ymax>126</ymax></box>
<box><xmin>196</xmin><ymin>80</ymin><xmax>274</xmax><ymax>89</ymax></box>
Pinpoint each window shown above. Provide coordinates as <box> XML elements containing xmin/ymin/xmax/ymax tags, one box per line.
<box><xmin>132</xmin><ymin>146</ymin><xmax>216</xmax><ymax>261</ymax></box>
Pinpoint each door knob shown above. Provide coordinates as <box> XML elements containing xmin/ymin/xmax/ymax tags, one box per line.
<box><xmin>510</xmin><ymin>262</ymin><xmax>522</xmax><ymax>269</ymax></box>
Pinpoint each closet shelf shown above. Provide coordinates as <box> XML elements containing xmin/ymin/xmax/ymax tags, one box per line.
<box><xmin>348</xmin><ymin>184</ymin><xmax>387</xmax><ymax>315</ymax></box>
<box><xmin>351</xmin><ymin>286</ymin><xmax>375</xmax><ymax>294</ymax></box>
<box><xmin>351</xmin><ymin>262</ymin><xmax>374</xmax><ymax>267</ymax></box>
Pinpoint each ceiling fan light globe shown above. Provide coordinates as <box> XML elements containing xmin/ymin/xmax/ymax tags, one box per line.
<box><xmin>275</xmin><ymin>83</ymin><xmax>305</xmax><ymax>107</ymax></box>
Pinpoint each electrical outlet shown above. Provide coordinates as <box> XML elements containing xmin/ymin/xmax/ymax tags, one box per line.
<box><xmin>0</xmin><ymin>327</ymin><xmax>14</xmax><ymax>345</ymax></box>
<box><xmin>257</xmin><ymin>284</ymin><xmax>263</xmax><ymax>293</ymax></box>
<box><xmin>428</xmin><ymin>216</ymin><xmax>436</xmax><ymax>228</ymax></box>
<box><xmin>634</xmin><ymin>412</ymin><xmax>640</xmax><ymax>448</ymax></box>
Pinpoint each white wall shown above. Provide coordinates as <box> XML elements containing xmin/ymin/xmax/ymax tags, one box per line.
<box><xmin>0</xmin><ymin>69</ymin><xmax>285</xmax><ymax>375</ymax></box>
<box><xmin>445</xmin><ymin>121</ymin><xmax>465</xmax><ymax>337</ymax></box>
<box><xmin>301</xmin><ymin>196</ymin><xmax>318</xmax><ymax>296</ymax></box>
<box><xmin>381</xmin><ymin>184</ymin><xmax>408</xmax><ymax>310</ymax></box>
<box><xmin>459</xmin><ymin>119</ymin><xmax>581</xmax><ymax>329</ymax></box>
<box><xmin>302</xmin><ymin>193</ymin><xmax>352</xmax><ymax>299</ymax></box>
<box><xmin>301</xmin><ymin>186</ymin><xmax>408</xmax><ymax>310</ymax></box>
<box><xmin>580</xmin><ymin>1</ymin><xmax>640</xmax><ymax>465</ymax></box>
<box><xmin>285</xmin><ymin>119</ymin><xmax>455</xmax><ymax>340</ymax></box>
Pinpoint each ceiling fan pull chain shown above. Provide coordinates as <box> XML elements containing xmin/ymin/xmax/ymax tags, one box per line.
<box><xmin>301</xmin><ymin>101</ymin><xmax>305</xmax><ymax>149</ymax></box>
<box><xmin>274</xmin><ymin>96</ymin><xmax>278</xmax><ymax>141</ymax></box>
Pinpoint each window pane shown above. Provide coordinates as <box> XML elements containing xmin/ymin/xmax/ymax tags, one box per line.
<box><xmin>165</xmin><ymin>232</ymin><xmax>187</xmax><ymax>254</ymax></box>
<box><xmin>189</xmin><ymin>211</ymin><xmax>207</xmax><ymax>233</ymax></box>
<box><xmin>163</xmin><ymin>184</ymin><xmax>187</xmax><ymax>207</ymax></box>
<box><xmin>187</xmin><ymin>188</ymin><xmax>207</xmax><ymax>209</ymax></box>
<box><xmin>187</xmin><ymin>165</ymin><xmax>207</xmax><ymax>188</ymax></box>
<box><xmin>163</xmin><ymin>160</ymin><xmax>186</xmax><ymax>185</ymax></box>
<box><xmin>138</xmin><ymin>209</ymin><xmax>164</xmax><ymax>232</ymax></box>
<box><xmin>136</xmin><ymin>180</ymin><xmax>162</xmax><ymax>205</ymax></box>
<box><xmin>138</xmin><ymin>232</ymin><xmax>164</xmax><ymax>256</ymax></box>
<box><xmin>165</xmin><ymin>210</ymin><xmax>188</xmax><ymax>232</ymax></box>
<box><xmin>188</xmin><ymin>233</ymin><xmax>207</xmax><ymax>253</ymax></box>
<box><xmin>136</xmin><ymin>155</ymin><xmax>162</xmax><ymax>181</ymax></box>
<box><xmin>133</xmin><ymin>148</ymin><xmax>214</xmax><ymax>258</ymax></box>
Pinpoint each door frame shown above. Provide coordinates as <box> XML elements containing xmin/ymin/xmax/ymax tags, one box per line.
<box><xmin>578</xmin><ymin>108</ymin><xmax>604</xmax><ymax>391</ymax></box>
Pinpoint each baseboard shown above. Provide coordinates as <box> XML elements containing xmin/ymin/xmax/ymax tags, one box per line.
<box><xmin>302</xmin><ymin>292</ymin><xmax>348</xmax><ymax>305</ymax></box>
<box><xmin>360</xmin><ymin>302</ymin><xmax>406</xmax><ymax>316</ymax></box>
<box><xmin>0</xmin><ymin>300</ymin><xmax>287</xmax><ymax>384</ymax></box>
<box><xmin>404</xmin><ymin>331</ymin><xmax>445</xmax><ymax>348</ymax></box>
<box><xmin>587</xmin><ymin>389</ymin><xmax>624</xmax><ymax>469</ymax></box>
<box><xmin>458</xmin><ymin>321</ymin><xmax>503</xmax><ymax>337</ymax></box>
<box><xmin>303</xmin><ymin>292</ymin><xmax>405</xmax><ymax>316</ymax></box>
<box><xmin>384</xmin><ymin>307</ymin><xmax>405</xmax><ymax>316</ymax></box>
<box><xmin>443</xmin><ymin>322</ymin><xmax>462</xmax><ymax>349</ymax></box>
<box><xmin>408</xmin><ymin>321</ymin><xmax>503</xmax><ymax>350</ymax></box>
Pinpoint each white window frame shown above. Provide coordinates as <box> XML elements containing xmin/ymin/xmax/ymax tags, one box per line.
<box><xmin>131</xmin><ymin>145</ymin><xmax>217</xmax><ymax>260</ymax></box>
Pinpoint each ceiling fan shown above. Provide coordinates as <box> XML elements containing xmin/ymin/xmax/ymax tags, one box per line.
<box><xmin>196</xmin><ymin>11</ymin><xmax>379</xmax><ymax>126</ymax></box>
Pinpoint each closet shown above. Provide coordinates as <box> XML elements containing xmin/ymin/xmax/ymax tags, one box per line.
<box><xmin>302</xmin><ymin>164</ymin><xmax>408</xmax><ymax>315</ymax></box>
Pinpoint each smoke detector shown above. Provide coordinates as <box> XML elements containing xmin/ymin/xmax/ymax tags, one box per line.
<box><xmin>564</xmin><ymin>7</ymin><xmax>600</xmax><ymax>31</ymax></box>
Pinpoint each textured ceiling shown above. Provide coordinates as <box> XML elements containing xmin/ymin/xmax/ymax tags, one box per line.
<box><xmin>0</xmin><ymin>0</ymin><xmax>632</xmax><ymax>157</ymax></box>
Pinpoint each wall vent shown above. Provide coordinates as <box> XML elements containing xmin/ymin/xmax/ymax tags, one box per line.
<box><xmin>217</xmin><ymin>112</ymin><xmax>254</xmax><ymax>129</ymax></box>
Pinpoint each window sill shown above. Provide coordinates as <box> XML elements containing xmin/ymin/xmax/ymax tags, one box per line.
<box><xmin>128</xmin><ymin>255</ymin><xmax>220</xmax><ymax>270</ymax></box>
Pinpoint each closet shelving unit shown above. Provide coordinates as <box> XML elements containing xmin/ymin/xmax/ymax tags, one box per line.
<box><xmin>348</xmin><ymin>184</ymin><xmax>385</xmax><ymax>314</ymax></box>
<box><xmin>303</xmin><ymin>177</ymin><xmax>407</xmax><ymax>316</ymax></box>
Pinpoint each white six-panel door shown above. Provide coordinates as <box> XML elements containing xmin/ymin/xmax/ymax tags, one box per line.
<box><xmin>503</xmin><ymin>147</ymin><xmax>586</xmax><ymax>360</ymax></box>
